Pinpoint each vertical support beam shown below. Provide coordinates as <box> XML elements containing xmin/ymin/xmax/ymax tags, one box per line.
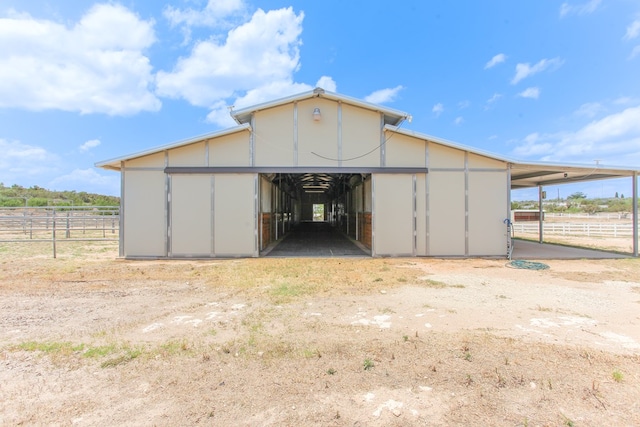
<box><xmin>338</xmin><ymin>101</ymin><xmax>343</xmax><ymax>167</ymax></box>
<box><xmin>464</xmin><ymin>152</ymin><xmax>469</xmax><ymax>256</ymax></box>
<box><xmin>119</xmin><ymin>161</ymin><xmax>125</xmax><ymax>258</ymax></box>
<box><xmin>633</xmin><ymin>172</ymin><xmax>638</xmax><ymax>257</ymax></box>
<box><xmin>371</xmin><ymin>174</ymin><xmax>376</xmax><ymax>256</ymax></box>
<box><xmin>379</xmin><ymin>113</ymin><xmax>386</xmax><ymax>167</ymax></box>
<box><xmin>538</xmin><ymin>185</ymin><xmax>544</xmax><ymax>244</ymax></box>
<box><xmin>412</xmin><ymin>174</ymin><xmax>417</xmax><ymax>256</ymax></box>
<box><xmin>250</xmin><ymin>115</ymin><xmax>255</xmax><ymax>166</ymax></box>
<box><xmin>425</xmin><ymin>141</ymin><xmax>430</xmax><ymax>256</ymax></box>
<box><xmin>164</xmin><ymin>151</ymin><xmax>170</xmax><ymax>258</ymax></box>
<box><xmin>210</xmin><ymin>175</ymin><xmax>215</xmax><ymax>256</ymax></box>
<box><xmin>293</xmin><ymin>102</ymin><xmax>298</xmax><ymax>166</ymax></box>
<box><xmin>254</xmin><ymin>174</ymin><xmax>259</xmax><ymax>257</ymax></box>
<box><xmin>506</xmin><ymin>164</ymin><xmax>512</xmax><ymax>258</ymax></box>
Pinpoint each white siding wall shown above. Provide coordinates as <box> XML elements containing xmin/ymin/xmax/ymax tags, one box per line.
<box><xmin>123</xmin><ymin>170</ymin><xmax>166</xmax><ymax>257</ymax></box>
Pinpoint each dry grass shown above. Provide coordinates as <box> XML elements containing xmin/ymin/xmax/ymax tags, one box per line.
<box><xmin>1</xmin><ymin>241</ymin><xmax>639</xmax><ymax>426</ymax></box>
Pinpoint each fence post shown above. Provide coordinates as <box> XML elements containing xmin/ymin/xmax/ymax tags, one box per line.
<box><xmin>52</xmin><ymin>208</ymin><xmax>57</xmax><ymax>259</ymax></box>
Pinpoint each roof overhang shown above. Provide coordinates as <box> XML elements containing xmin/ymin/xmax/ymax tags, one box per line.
<box><xmin>509</xmin><ymin>161</ymin><xmax>640</xmax><ymax>189</ymax></box>
<box><xmin>231</xmin><ymin>87</ymin><xmax>411</xmax><ymax>127</ymax></box>
<box><xmin>385</xmin><ymin>125</ymin><xmax>640</xmax><ymax>189</ymax></box>
<box><xmin>95</xmin><ymin>124</ymin><xmax>251</xmax><ymax>171</ymax></box>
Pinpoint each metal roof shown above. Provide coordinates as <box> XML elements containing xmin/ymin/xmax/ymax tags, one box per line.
<box><xmin>231</xmin><ymin>87</ymin><xmax>411</xmax><ymax>127</ymax></box>
<box><xmin>94</xmin><ymin>124</ymin><xmax>251</xmax><ymax>171</ymax></box>
<box><xmin>96</xmin><ymin>90</ymin><xmax>639</xmax><ymax>189</ymax></box>
<box><xmin>385</xmin><ymin>125</ymin><xmax>640</xmax><ymax>189</ymax></box>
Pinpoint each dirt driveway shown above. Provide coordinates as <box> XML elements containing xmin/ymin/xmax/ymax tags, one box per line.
<box><xmin>1</xmin><ymin>242</ymin><xmax>639</xmax><ymax>426</ymax></box>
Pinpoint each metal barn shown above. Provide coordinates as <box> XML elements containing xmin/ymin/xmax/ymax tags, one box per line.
<box><xmin>96</xmin><ymin>88</ymin><xmax>639</xmax><ymax>259</ymax></box>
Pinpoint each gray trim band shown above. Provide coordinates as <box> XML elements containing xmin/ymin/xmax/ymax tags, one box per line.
<box><xmin>165</xmin><ymin>166</ymin><xmax>428</xmax><ymax>174</ymax></box>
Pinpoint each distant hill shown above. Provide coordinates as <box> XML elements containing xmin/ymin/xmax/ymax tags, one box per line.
<box><xmin>0</xmin><ymin>183</ymin><xmax>119</xmax><ymax>207</ymax></box>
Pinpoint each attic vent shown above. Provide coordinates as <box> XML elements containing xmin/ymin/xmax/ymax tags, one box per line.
<box><xmin>313</xmin><ymin>87</ymin><xmax>325</xmax><ymax>95</ymax></box>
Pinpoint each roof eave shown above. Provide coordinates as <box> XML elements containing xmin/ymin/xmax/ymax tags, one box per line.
<box><xmin>232</xmin><ymin>88</ymin><xmax>411</xmax><ymax>126</ymax></box>
<box><xmin>95</xmin><ymin>123</ymin><xmax>252</xmax><ymax>171</ymax></box>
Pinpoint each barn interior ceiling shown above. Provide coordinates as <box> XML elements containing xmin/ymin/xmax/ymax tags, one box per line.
<box><xmin>269</xmin><ymin>173</ymin><xmax>364</xmax><ymax>198</ymax></box>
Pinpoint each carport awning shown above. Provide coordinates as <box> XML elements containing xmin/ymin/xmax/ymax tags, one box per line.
<box><xmin>510</xmin><ymin>161</ymin><xmax>639</xmax><ymax>189</ymax></box>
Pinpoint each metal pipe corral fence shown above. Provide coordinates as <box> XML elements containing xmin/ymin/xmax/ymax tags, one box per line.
<box><xmin>0</xmin><ymin>206</ymin><xmax>119</xmax><ymax>258</ymax></box>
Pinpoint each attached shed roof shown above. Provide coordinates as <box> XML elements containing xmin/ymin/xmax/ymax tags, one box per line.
<box><xmin>231</xmin><ymin>87</ymin><xmax>411</xmax><ymax>127</ymax></box>
<box><xmin>385</xmin><ymin>125</ymin><xmax>640</xmax><ymax>189</ymax></box>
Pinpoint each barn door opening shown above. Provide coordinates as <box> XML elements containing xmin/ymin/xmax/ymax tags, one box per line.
<box><xmin>260</xmin><ymin>172</ymin><xmax>371</xmax><ymax>256</ymax></box>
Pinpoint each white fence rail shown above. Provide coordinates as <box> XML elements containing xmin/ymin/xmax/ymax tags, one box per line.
<box><xmin>0</xmin><ymin>206</ymin><xmax>120</xmax><ymax>257</ymax></box>
<box><xmin>513</xmin><ymin>222</ymin><xmax>634</xmax><ymax>237</ymax></box>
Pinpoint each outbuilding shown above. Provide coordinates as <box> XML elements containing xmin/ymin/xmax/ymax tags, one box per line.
<box><xmin>96</xmin><ymin>88</ymin><xmax>639</xmax><ymax>259</ymax></box>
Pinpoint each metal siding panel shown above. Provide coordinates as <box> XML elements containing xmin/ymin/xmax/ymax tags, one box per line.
<box><xmin>416</xmin><ymin>173</ymin><xmax>427</xmax><ymax>256</ymax></box>
<box><xmin>214</xmin><ymin>174</ymin><xmax>256</xmax><ymax>256</ymax></box>
<box><xmin>468</xmin><ymin>171</ymin><xmax>509</xmax><ymax>255</ymax></box>
<box><xmin>123</xmin><ymin>170</ymin><xmax>166</xmax><ymax>257</ymax></box>
<box><xmin>385</xmin><ymin>132</ymin><xmax>428</xmax><ymax>167</ymax></box>
<box><xmin>373</xmin><ymin>174</ymin><xmax>414</xmax><ymax>256</ymax></box>
<box><xmin>297</xmin><ymin>98</ymin><xmax>339</xmax><ymax>166</ymax></box>
<box><xmin>126</xmin><ymin>152</ymin><xmax>165</xmax><ymax>168</ymax></box>
<box><xmin>341</xmin><ymin>103</ymin><xmax>381</xmax><ymax>167</ymax></box>
<box><xmin>168</xmin><ymin>141</ymin><xmax>206</xmax><ymax>166</ymax></box>
<box><xmin>468</xmin><ymin>153</ymin><xmax>507</xmax><ymax>169</ymax></box>
<box><xmin>428</xmin><ymin>143</ymin><xmax>465</xmax><ymax>169</ymax></box>
<box><xmin>428</xmin><ymin>171</ymin><xmax>466</xmax><ymax>255</ymax></box>
<box><xmin>170</xmin><ymin>174</ymin><xmax>213</xmax><ymax>256</ymax></box>
<box><xmin>254</xmin><ymin>104</ymin><xmax>295</xmax><ymax>166</ymax></box>
<box><xmin>209</xmin><ymin>132</ymin><xmax>252</xmax><ymax>166</ymax></box>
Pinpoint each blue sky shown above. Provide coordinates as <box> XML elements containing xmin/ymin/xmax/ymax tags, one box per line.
<box><xmin>1</xmin><ymin>0</ymin><xmax>639</xmax><ymax>200</ymax></box>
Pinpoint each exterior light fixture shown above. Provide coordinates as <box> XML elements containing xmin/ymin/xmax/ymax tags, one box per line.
<box><xmin>313</xmin><ymin>107</ymin><xmax>321</xmax><ymax>121</ymax></box>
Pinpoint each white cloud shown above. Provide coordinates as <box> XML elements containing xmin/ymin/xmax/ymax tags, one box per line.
<box><xmin>484</xmin><ymin>93</ymin><xmax>502</xmax><ymax>110</ymax></box>
<box><xmin>48</xmin><ymin>168</ymin><xmax>119</xmax><ymax>195</ymax></box>
<box><xmin>0</xmin><ymin>4</ymin><xmax>160</xmax><ymax>115</ymax></box>
<box><xmin>623</xmin><ymin>18</ymin><xmax>640</xmax><ymax>40</ymax></box>
<box><xmin>0</xmin><ymin>139</ymin><xmax>60</xmax><ymax>184</ymax></box>
<box><xmin>79</xmin><ymin>139</ymin><xmax>101</xmax><ymax>152</ymax></box>
<box><xmin>315</xmin><ymin>76</ymin><xmax>337</xmax><ymax>92</ymax></box>
<box><xmin>511</xmin><ymin>105</ymin><xmax>640</xmax><ymax>165</ymax></box>
<box><xmin>164</xmin><ymin>0</ymin><xmax>246</xmax><ymax>27</ymax></box>
<box><xmin>458</xmin><ymin>100</ymin><xmax>470</xmax><ymax>110</ymax></box>
<box><xmin>453</xmin><ymin>116</ymin><xmax>464</xmax><ymax>126</ymax></box>
<box><xmin>156</xmin><ymin>7</ymin><xmax>304</xmax><ymax>110</ymax></box>
<box><xmin>511</xmin><ymin>58</ymin><xmax>564</xmax><ymax>84</ymax></box>
<box><xmin>573</xmin><ymin>102</ymin><xmax>604</xmax><ymax>118</ymax></box>
<box><xmin>628</xmin><ymin>45</ymin><xmax>640</xmax><ymax>60</ymax></box>
<box><xmin>206</xmin><ymin>76</ymin><xmax>337</xmax><ymax>127</ymax></box>
<box><xmin>364</xmin><ymin>85</ymin><xmax>404</xmax><ymax>104</ymax></box>
<box><xmin>484</xmin><ymin>53</ymin><xmax>506</xmax><ymax>69</ymax></box>
<box><xmin>432</xmin><ymin>103</ymin><xmax>444</xmax><ymax>116</ymax></box>
<box><xmin>518</xmin><ymin>87</ymin><xmax>540</xmax><ymax>99</ymax></box>
<box><xmin>560</xmin><ymin>0</ymin><xmax>601</xmax><ymax>18</ymax></box>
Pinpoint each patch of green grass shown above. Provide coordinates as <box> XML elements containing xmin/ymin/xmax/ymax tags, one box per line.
<box><xmin>17</xmin><ymin>341</ymin><xmax>84</xmax><ymax>355</ymax></box>
<box><xmin>158</xmin><ymin>339</ymin><xmax>192</xmax><ymax>356</ymax></box>
<box><xmin>269</xmin><ymin>281</ymin><xmax>302</xmax><ymax>303</ymax></box>
<box><xmin>612</xmin><ymin>369</ymin><xmax>624</xmax><ymax>382</ymax></box>
<box><xmin>100</xmin><ymin>348</ymin><xmax>142</xmax><ymax>368</ymax></box>
<box><xmin>303</xmin><ymin>348</ymin><xmax>321</xmax><ymax>359</ymax></box>
<box><xmin>326</xmin><ymin>368</ymin><xmax>337</xmax><ymax>375</ymax></box>
<box><xmin>363</xmin><ymin>358</ymin><xmax>375</xmax><ymax>370</ymax></box>
<box><xmin>421</xmin><ymin>279</ymin><xmax>447</xmax><ymax>288</ymax></box>
<box><xmin>83</xmin><ymin>344</ymin><xmax>118</xmax><ymax>358</ymax></box>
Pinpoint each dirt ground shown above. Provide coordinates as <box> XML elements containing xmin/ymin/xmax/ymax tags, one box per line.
<box><xmin>1</xmin><ymin>242</ymin><xmax>639</xmax><ymax>426</ymax></box>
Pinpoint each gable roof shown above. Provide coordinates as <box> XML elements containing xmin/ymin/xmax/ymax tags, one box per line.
<box><xmin>96</xmin><ymin>89</ymin><xmax>640</xmax><ymax>188</ymax></box>
<box><xmin>231</xmin><ymin>87</ymin><xmax>411</xmax><ymax>127</ymax></box>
